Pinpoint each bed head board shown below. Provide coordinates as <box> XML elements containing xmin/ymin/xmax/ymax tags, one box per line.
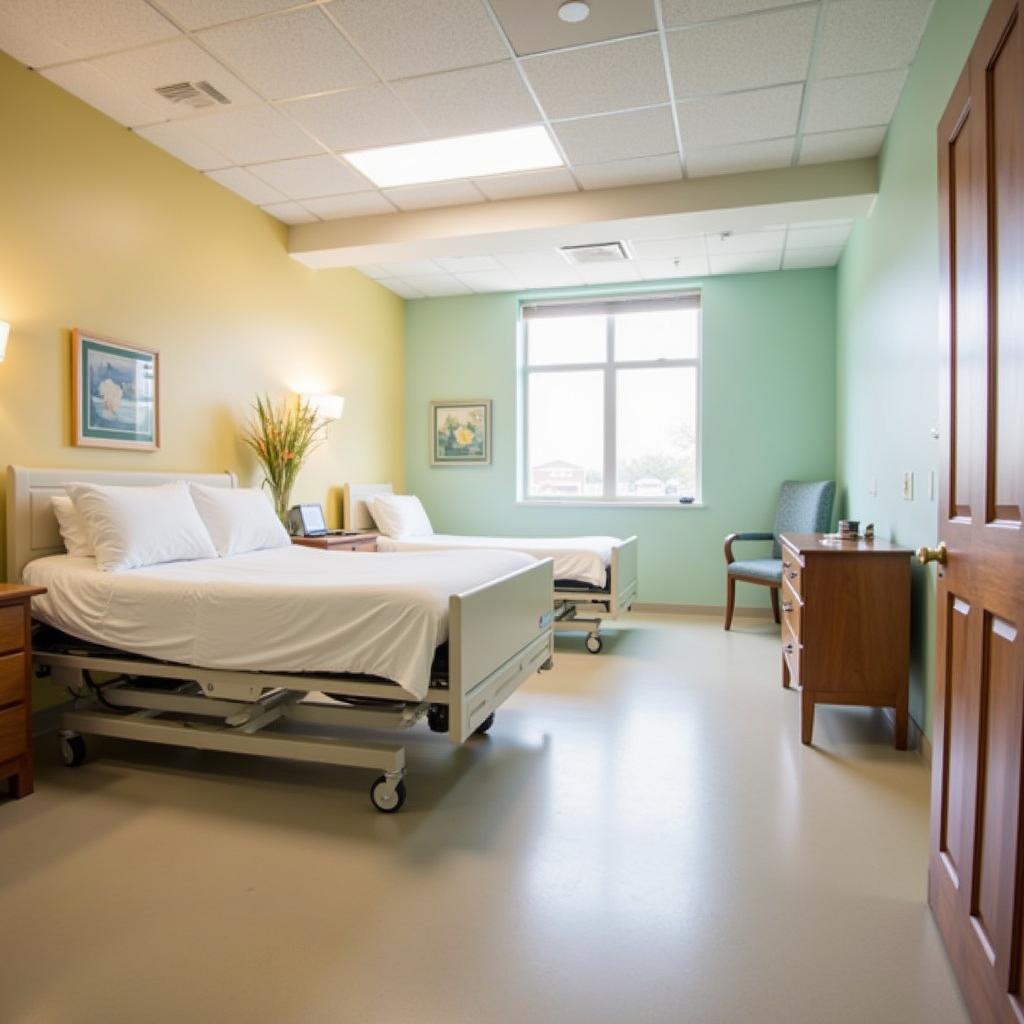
<box><xmin>342</xmin><ymin>482</ymin><xmax>394</xmax><ymax>531</ymax></box>
<box><xmin>5</xmin><ymin>465</ymin><xmax>238</xmax><ymax>583</ymax></box>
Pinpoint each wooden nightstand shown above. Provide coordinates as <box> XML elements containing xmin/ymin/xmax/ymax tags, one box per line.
<box><xmin>292</xmin><ymin>533</ymin><xmax>379</xmax><ymax>553</ymax></box>
<box><xmin>0</xmin><ymin>584</ymin><xmax>46</xmax><ymax>801</ymax></box>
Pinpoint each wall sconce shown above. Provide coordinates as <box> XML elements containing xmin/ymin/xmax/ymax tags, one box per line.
<box><xmin>301</xmin><ymin>393</ymin><xmax>345</xmax><ymax>423</ymax></box>
<box><xmin>0</xmin><ymin>322</ymin><xmax>10</xmax><ymax>362</ymax></box>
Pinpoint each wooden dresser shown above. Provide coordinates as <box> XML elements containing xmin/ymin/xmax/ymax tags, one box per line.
<box><xmin>779</xmin><ymin>533</ymin><xmax>911</xmax><ymax>749</ymax></box>
<box><xmin>0</xmin><ymin>584</ymin><xmax>46</xmax><ymax>800</ymax></box>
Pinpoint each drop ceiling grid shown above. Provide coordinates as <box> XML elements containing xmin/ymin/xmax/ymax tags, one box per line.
<box><xmin>0</xmin><ymin>0</ymin><xmax>934</xmax><ymax>223</ymax></box>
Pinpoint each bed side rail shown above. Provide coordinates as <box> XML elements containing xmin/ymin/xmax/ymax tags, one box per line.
<box><xmin>448</xmin><ymin>558</ymin><xmax>554</xmax><ymax>743</ymax></box>
<box><xmin>610</xmin><ymin>535</ymin><xmax>638</xmax><ymax>616</ymax></box>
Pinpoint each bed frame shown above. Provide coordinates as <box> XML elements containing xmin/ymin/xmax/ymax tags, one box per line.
<box><xmin>344</xmin><ymin>482</ymin><xmax>638</xmax><ymax>654</ymax></box>
<box><xmin>7</xmin><ymin>466</ymin><xmax>554</xmax><ymax>813</ymax></box>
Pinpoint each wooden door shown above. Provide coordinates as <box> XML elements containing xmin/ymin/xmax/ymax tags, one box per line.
<box><xmin>930</xmin><ymin>1</ymin><xmax>1024</xmax><ymax>1021</ymax></box>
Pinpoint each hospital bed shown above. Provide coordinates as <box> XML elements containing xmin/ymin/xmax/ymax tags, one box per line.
<box><xmin>8</xmin><ymin>466</ymin><xmax>554</xmax><ymax>813</ymax></box>
<box><xmin>344</xmin><ymin>483</ymin><xmax>638</xmax><ymax>654</ymax></box>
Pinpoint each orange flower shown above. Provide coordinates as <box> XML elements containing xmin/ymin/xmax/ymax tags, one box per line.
<box><xmin>282</xmin><ymin>450</ymin><xmax>296</xmax><ymax>461</ymax></box>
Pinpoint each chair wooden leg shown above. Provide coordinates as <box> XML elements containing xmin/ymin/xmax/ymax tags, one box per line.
<box><xmin>724</xmin><ymin>576</ymin><xmax>736</xmax><ymax>631</ymax></box>
<box><xmin>769</xmin><ymin>585</ymin><xmax>780</xmax><ymax>624</ymax></box>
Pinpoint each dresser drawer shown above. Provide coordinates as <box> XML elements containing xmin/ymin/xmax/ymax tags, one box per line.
<box><xmin>0</xmin><ymin>604</ymin><xmax>25</xmax><ymax>656</ymax></box>
<box><xmin>0</xmin><ymin>653</ymin><xmax>25</xmax><ymax>709</ymax></box>
<box><xmin>0</xmin><ymin>702</ymin><xmax>26</xmax><ymax>764</ymax></box>
<box><xmin>782</xmin><ymin>630</ymin><xmax>802</xmax><ymax>686</ymax></box>
<box><xmin>781</xmin><ymin>578</ymin><xmax>802</xmax><ymax>640</ymax></box>
<box><xmin>780</xmin><ymin>547</ymin><xmax>803</xmax><ymax>598</ymax></box>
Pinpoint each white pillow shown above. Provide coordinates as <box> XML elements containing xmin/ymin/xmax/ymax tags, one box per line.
<box><xmin>367</xmin><ymin>494</ymin><xmax>434</xmax><ymax>538</ymax></box>
<box><xmin>189</xmin><ymin>483</ymin><xmax>290</xmax><ymax>557</ymax></box>
<box><xmin>51</xmin><ymin>496</ymin><xmax>94</xmax><ymax>558</ymax></box>
<box><xmin>65</xmin><ymin>481</ymin><xmax>218</xmax><ymax>572</ymax></box>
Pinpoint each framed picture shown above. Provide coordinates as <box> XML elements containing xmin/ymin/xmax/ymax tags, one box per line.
<box><xmin>72</xmin><ymin>329</ymin><xmax>160</xmax><ymax>450</ymax></box>
<box><xmin>430</xmin><ymin>399</ymin><xmax>491</xmax><ymax>466</ymax></box>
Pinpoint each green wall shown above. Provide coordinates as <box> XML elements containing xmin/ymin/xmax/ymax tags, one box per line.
<box><xmin>835</xmin><ymin>0</ymin><xmax>990</xmax><ymax>737</ymax></box>
<box><xmin>405</xmin><ymin>271</ymin><xmax>836</xmax><ymax>607</ymax></box>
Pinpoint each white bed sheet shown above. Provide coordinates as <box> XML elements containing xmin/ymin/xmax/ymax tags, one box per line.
<box><xmin>23</xmin><ymin>546</ymin><xmax>535</xmax><ymax>700</ymax></box>
<box><xmin>375</xmin><ymin>534</ymin><xmax>616</xmax><ymax>587</ymax></box>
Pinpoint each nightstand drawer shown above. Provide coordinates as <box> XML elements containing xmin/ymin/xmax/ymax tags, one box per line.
<box><xmin>780</xmin><ymin>548</ymin><xmax>803</xmax><ymax>598</ymax></box>
<box><xmin>782</xmin><ymin>631</ymin><xmax>801</xmax><ymax>687</ymax></box>
<box><xmin>0</xmin><ymin>653</ymin><xmax>25</xmax><ymax>708</ymax></box>
<box><xmin>781</xmin><ymin>578</ymin><xmax>802</xmax><ymax>641</ymax></box>
<box><xmin>0</xmin><ymin>703</ymin><xmax>26</xmax><ymax>763</ymax></box>
<box><xmin>0</xmin><ymin>604</ymin><xmax>25</xmax><ymax>656</ymax></box>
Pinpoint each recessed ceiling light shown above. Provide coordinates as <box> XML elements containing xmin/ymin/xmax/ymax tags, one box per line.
<box><xmin>558</xmin><ymin>1</ymin><xmax>590</xmax><ymax>22</ymax></box>
<box><xmin>343</xmin><ymin>126</ymin><xmax>564</xmax><ymax>189</ymax></box>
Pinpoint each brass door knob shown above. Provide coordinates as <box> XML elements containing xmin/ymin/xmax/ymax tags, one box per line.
<box><xmin>916</xmin><ymin>542</ymin><xmax>948</xmax><ymax>566</ymax></box>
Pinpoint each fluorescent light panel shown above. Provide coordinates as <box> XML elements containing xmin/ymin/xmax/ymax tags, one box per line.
<box><xmin>344</xmin><ymin>126</ymin><xmax>563</xmax><ymax>189</ymax></box>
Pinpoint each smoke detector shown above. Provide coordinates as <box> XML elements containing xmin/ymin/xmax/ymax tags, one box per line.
<box><xmin>558</xmin><ymin>241</ymin><xmax>633</xmax><ymax>265</ymax></box>
<box><xmin>155</xmin><ymin>81</ymin><xmax>231</xmax><ymax>110</ymax></box>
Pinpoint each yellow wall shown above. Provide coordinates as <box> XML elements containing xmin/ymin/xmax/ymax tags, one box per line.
<box><xmin>0</xmin><ymin>52</ymin><xmax>405</xmax><ymax>577</ymax></box>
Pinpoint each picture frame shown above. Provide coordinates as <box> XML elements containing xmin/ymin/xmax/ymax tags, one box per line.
<box><xmin>72</xmin><ymin>329</ymin><xmax>160</xmax><ymax>450</ymax></box>
<box><xmin>430</xmin><ymin>399</ymin><xmax>491</xmax><ymax>466</ymax></box>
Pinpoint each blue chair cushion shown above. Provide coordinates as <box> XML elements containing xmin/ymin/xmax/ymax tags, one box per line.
<box><xmin>728</xmin><ymin>558</ymin><xmax>782</xmax><ymax>583</ymax></box>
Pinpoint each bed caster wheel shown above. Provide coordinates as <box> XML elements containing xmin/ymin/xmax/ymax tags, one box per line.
<box><xmin>60</xmin><ymin>734</ymin><xmax>86</xmax><ymax>768</ymax></box>
<box><xmin>427</xmin><ymin>705</ymin><xmax>449</xmax><ymax>733</ymax></box>
<box><xmin>370</xmin><ymin>775</ymin><xmax>406</xmax><ymax>814</ymax></box>
<box><xmin>473</xmin><ymin>712</ymin><xmax>495</xmax><ymax>737</ymax></box>
<box><xmin>585</xmin><ymin>633</ymin><xmax>603</xmax><ymax>654</ymax></box>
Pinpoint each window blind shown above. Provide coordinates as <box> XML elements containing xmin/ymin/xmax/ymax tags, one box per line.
<box><xmin>521</xmin><ymin>292</ymin><xmax>700</xmax><ymax>320</ymax></box>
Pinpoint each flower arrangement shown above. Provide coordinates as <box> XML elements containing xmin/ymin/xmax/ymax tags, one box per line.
<box><xmin>242</xmin><ymin>393</ymin><xmax>327</xmax><ymax>523</ymax></box>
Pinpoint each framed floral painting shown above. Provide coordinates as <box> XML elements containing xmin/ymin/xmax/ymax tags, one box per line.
<box><xmin>72</xmin><ymin>329</ymin><xmax>160</xmax><ymax>450</ymax></box>
<box><xmin>430</xmin><ymin>400</ymin><xmax>491</xmax><ymax>465</ymax></box>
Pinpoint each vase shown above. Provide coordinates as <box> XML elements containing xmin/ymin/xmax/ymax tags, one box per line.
<box><xmin>273</xmin><ymin>486</ymin><xmax>293</xmax><ymax>526</ymax></box>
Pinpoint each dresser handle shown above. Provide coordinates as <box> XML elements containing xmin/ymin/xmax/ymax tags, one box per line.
<box><xmin>782</xmin><ymin>601</ymin><xmax>793</xmax><ymax>613</ymax></box>
<box><xmin>783</xmin><ymin>643</ymin><xmax>795</xmax><ymax>654</ymax></box>
<box><xmin>787</xmin><ymin>571</ymin><xmax>798</xmax><ymax>580</ymax></box>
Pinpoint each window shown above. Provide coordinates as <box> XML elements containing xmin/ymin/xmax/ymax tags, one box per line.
<box><xmin>520</xmin><ymin>293</ymin><xmax>701</xmax><ymax>504</ymax></box>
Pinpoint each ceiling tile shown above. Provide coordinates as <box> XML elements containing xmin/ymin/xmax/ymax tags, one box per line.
<box><xmin>355</xmin><ymin>264</ymin><xmax>392</xmax><ymax>279</ymax></box>
<box><xmin>707</xmin><ymin>229</ymin><xmax>785</xmax><ymax>254</ymax></box>
<box><xmin>786</xmin><ymin>224</ymin><xmax>853</xmax><ymax>249</ymax></box>
<box><xmin>133</xmin><ymin>121</ymin><xmax>232</xmax><ymax>170</ymax></box>
<box><xmin>489</xmin><ymin>0</ymin><xmax>658</xmax><ymax>56</ymax></box>
<box><xmin>198</xmin><ymin>8</ymin><xmax>375</xmax><ymax>102</ymax></box>
<box><xmin>150</xmin><ymin>0</ymin><xmax>299</xmax><ymax>31</ymax></box>
<box><xmin>803</xmin><ymin>70</ymin><xmax>907</xmax><ymax>134</ymax></box>
<box><xmin>522</xmin><ymin>36</ymin><xmax>669</xmax><ymax>120</ymax></box>
<box><xmin>434</xmin><ymin>255</ymin><xmax>503</xmax><ymax>273</ymax></box>
<box><xmin>455</xmin><ymin>269</ymin><xmax>525</xmax><ymax>293</ymax></box>
<box><xmin>248</xmin><ymin>154</ymin><xmax>369</xmax><ymax>199</ymax></box>
<box><xmin>474</xmin><ymin>167</ymin><xmax>578</xmax><ymax>200</ymax></box>
<box><xmin>301</xmin><ymin>191</ymin><xmax>397</xmax><ymax>219</ymax></box>
<box><xmin>185</xmin><ymin>104</ymin><xmax>321</xmax><ymax>163</ymax></box>
<box><xmin>324</xmin><ymin>0</ymin><xmax>508</xmax><ymax>80</ymax></box>
<box><xmin>816</xmin><ymin>0</ymin><xmax>932</xmax><ymax>79</ymax></box>
<box><xmin>42</xmin><ymin>63</ymin><xmax>167</xmax><ymax>127</ymax></box>
<box><xmin>662</xmin><ymin>0</ymin><xmax>798</xmax><ymax>27</ymax></box>
<box><xmin>281</xmin><ymin>85</ymin><xmax>426</xmax><ymax>151</ymax></box>
<box><xmin>666</xmin><ymin>7</ymin><xmax>817</xmax><ymax>99</ymax></box>
<box><xmin>391</xmin><ymin>62</ymin><xmax>540</xmax><ymax>136</ymax></box>
<box><xmin>685</xmin><ymin>137</ymin><xmax>794</xmax><ymax>178</ymax></box>
<box><xmin>676</xmin><ymin>83</ymin><xmax>802</xmax><ymax>149</ymax></box>
<box><xmin>709</xmin><ymin>251</ymin><xmax>782</xmax><ymax>274</ymax></box>
<box><xmin>379</xmin><ymin>259</ymin><xmax>445</xmax><ymax>276</ymax></box>
<box><xmin>554</xmin><ymin>106</ymin><xmax>678</xmax><ymax>166</ymax></box>
<box><xmin>383</xmin><ymin>180</ymin><xmax>485</xmax><ymax>211</ymax></box>
<box><xmin>636</xmin><ymin>257</ymin><xmax>709</xmax><ymax>280</ymax></box>
<box><xmin>0</xmin><ymin>0</ymin><xmax>178</xmax><ymax>68</ymax></box>
<box><xmin>260</xmin><ymin>201</ymin><xmax>318</xmax><ymax>225</ymax></box>
<box><xmin>574</xmin><ymin>154</ymin><xmax>682</xmax><ymax>190</ymax></box>
<box><xmin>799</xmin><ymin>126</ymin><xmax>887</xmax><ymax>164</ymax></box>
<box><xmin>514</xmin><ymin>265</ymin><xmax>585</xmax><ymax>289</ymax></box>
<box><xmin>402</xmin><ymin>275</ymin><xmax>473</xmax><ymax>296</ymax></box>
<box><xmin>88</xmin><ymin>37</ymin><xmax>260</xmax><ymax>122</ymax></box>
<box><xmin>494</xmin><ymin>249</ymin><xmax>573</xmax><ymax>271</ymax></box>
<box><xmin>631</xmin><ymin>235</ymin><xmax>706</xmax><ymax>260</ymax></box>
<box><xmin>783</xmin><ymin>245</ymin><xmax>844</xmax><ymax>270</ymax></box>
<box><xmin>382</xmin><ymin>279</ymin><xmax>425</xmax><ymax>298</ymax></box>
<box><xmin>578</xmin><ymin>263</ymin><xmax>641</xmax><ymax>285</ymax></box>
<box><xmin>205</xmin><ymin>167</ymin><xmax>287</xmax><ymax>205</ymax></box>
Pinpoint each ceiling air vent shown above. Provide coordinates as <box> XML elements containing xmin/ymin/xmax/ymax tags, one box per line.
<box><xmin>558</xmin><ymin>241</ymin><xmax>633</xmax><ymax>265</ymax></box>
<box><xmin>154</xmin><ymin>81</ymin><xmax>231</xmax><ymax>110</ymax></box>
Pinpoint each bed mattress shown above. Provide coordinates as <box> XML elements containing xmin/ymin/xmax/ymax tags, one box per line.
<box><xmin>23</xmin><ymin>546</ymin><xmax>535</xmax><ymax>700</ymax></box>
<box><xmin>375</xmin><ymin>534</ymin><xmax>616</xmax><ymax>587</ymax></box>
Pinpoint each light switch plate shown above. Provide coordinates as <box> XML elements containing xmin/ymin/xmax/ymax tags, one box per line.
<box><xmin>869</xmin><ymin>477</ymin><xmax>878</xmax><ymax>497</ymax></box>
<box><xmin>929</xmin><ymin>470</ymin><xmax>936</xmax><ymax>501</ymax></box>
<box><xmin>902</xmin><ymin>471</ymin><xmax>914</xmax><ymax>501</ymax></box>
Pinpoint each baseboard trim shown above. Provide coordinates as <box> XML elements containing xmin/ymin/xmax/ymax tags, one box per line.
<box><xmin>631</xmin><ymin>602</ymin><xmax>773</xmax><ymax>619</ymax></box>
<box><xmin>881</xmin><ymin>706</ymin><xmax>932</xmax><ymax>765</ymax></box>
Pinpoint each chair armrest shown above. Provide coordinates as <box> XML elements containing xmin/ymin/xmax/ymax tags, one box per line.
<box><xmin>723</xmin><ymin>531</ymin><xmax>774</xmax><ymax>564</ymax></box>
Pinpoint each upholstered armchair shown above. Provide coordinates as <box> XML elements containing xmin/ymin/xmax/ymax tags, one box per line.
<box><xmin>723</xmin><ymin>480</ymin><xmax>836</xmax><ymax>630</ymax></box>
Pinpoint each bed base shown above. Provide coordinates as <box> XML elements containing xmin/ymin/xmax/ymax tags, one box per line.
<box><xmin>552</xmin><ymin>535</ymin><xmax>638</xmax><ymax>654</ymax></box>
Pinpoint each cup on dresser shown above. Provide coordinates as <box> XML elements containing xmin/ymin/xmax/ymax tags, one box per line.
<box><xmin>838</xmin><ymin>519</ymin><xmax>860</xmax><ymax>538</ymax></box>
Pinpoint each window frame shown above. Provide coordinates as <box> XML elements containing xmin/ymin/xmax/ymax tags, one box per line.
<box><xmin>517</xmin><ymin>291</ymin><xmax>703</xmax><ymax>508</ymax></box>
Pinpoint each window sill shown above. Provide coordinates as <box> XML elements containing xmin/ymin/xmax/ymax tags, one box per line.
<box><xmin>517</xmin><ymin>500</ymin><xmax>705</xmax><ymax>509</ymax></box>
